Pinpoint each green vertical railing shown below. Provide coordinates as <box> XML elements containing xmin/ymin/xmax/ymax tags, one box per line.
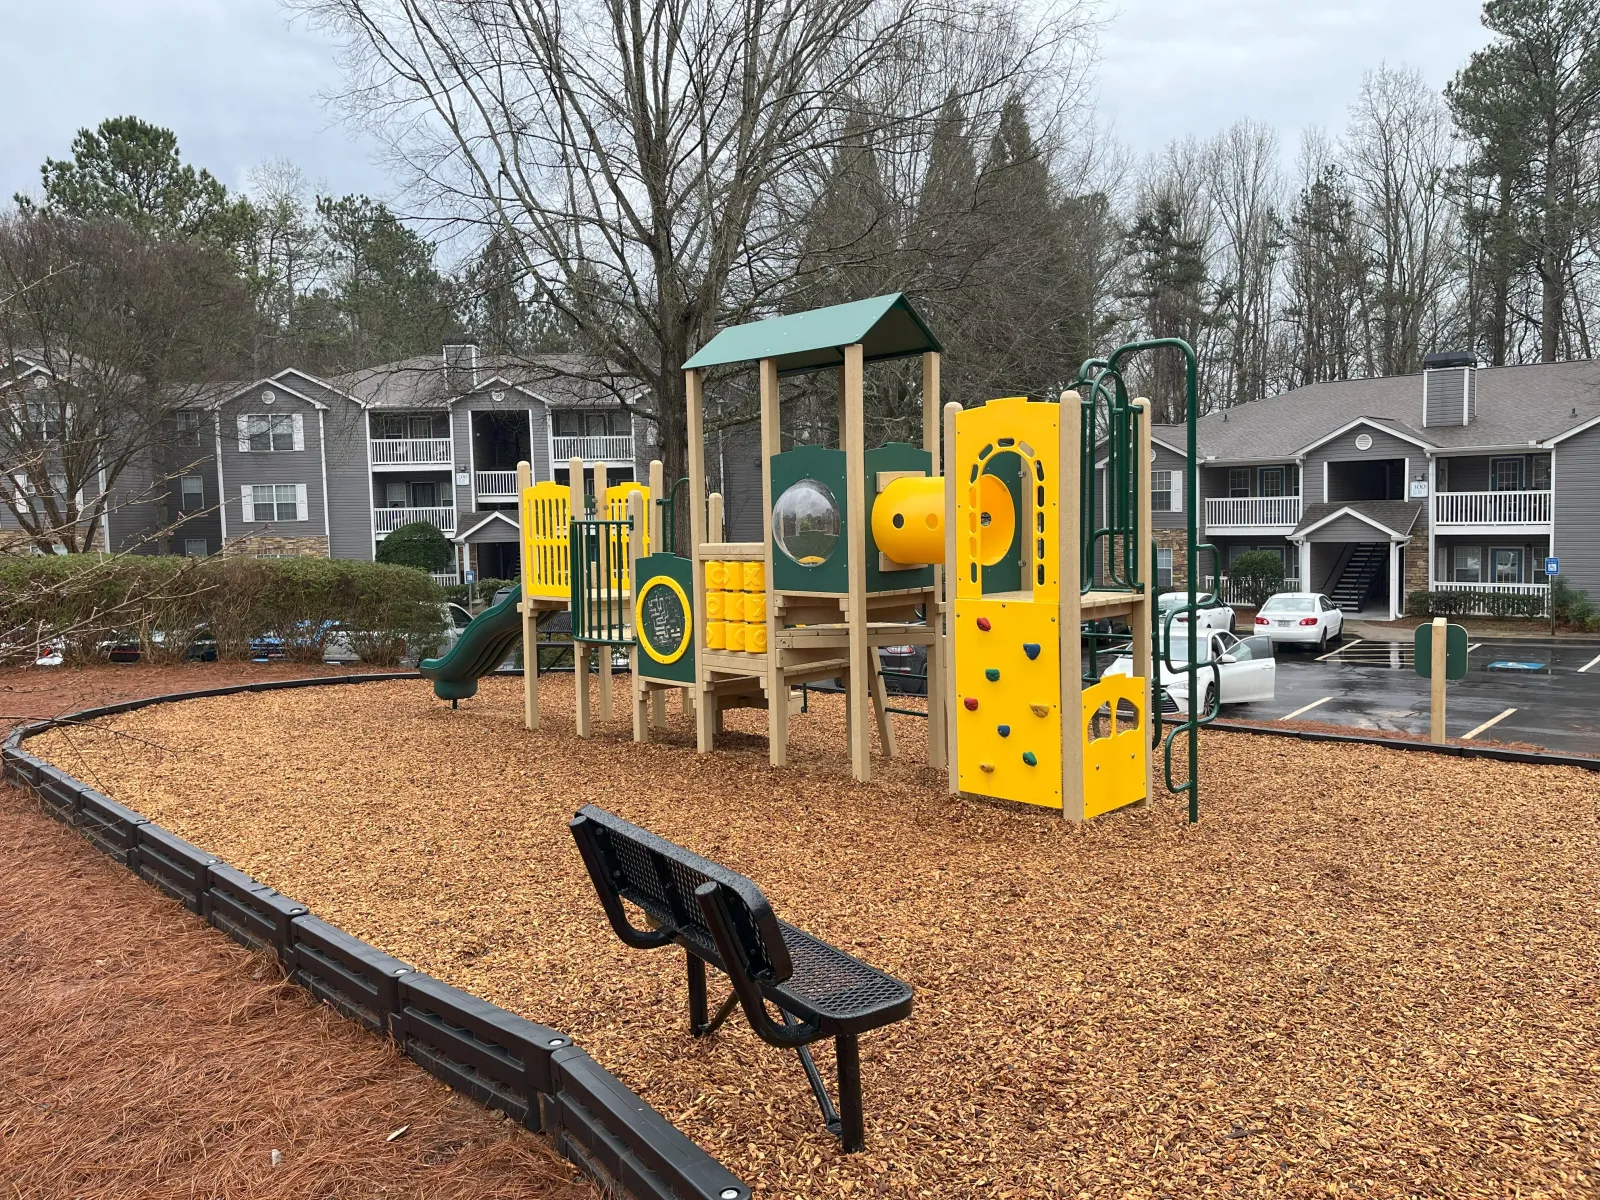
<box><xmin>570</xmin><ymin>518</ymin><xmax>635</xmax><ymax>645</ymax></box>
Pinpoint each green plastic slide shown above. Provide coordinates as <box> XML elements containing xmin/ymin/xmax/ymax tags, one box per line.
<box><xmin>419</xmin><ymin>583</ymin><xmax>525</xmax><ymax>702</ymax></box>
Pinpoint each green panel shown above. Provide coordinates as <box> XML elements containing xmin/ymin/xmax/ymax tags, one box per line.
<box><xmin>980</xmin><ymin>450</ymin><xmax>1024</xmax><ymax>595</ymax></box>
<box><xmin>864</xmin><ymin>442</ymin><xmax>935</xmax><ymax>594</ymax></box>
<box><xmin>634</xmin><ymin>553</ymin><xmax>695</xmax><ymax>684</ymax></box>
<box><xmin>1413</xmin><ymin>621</ymin><xmax>1469</xmax><ymax>681</ymax></box>
<box><xmin>683</xmin><ymin>294</ymin><xmax>942</xmax><ymax>376</ymax></box>
<box><xmin>771</xmin><ymin>445</ymin><xmax>848</xmax><ymax>595</ymax></box>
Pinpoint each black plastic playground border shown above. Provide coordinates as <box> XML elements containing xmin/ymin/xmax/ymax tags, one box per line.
<box><xmin>1</xmin><ymin>672</ymin><xmax>748</xmax><ymax>1200</ymax></box>
<box><xmin>1173</xmin><ymin>715</ymin><xmax>1600</xmax><ymax>772</ymax></box>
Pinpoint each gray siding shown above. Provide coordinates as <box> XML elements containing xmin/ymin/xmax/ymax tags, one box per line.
<box><xmin>1304</xmin><ymin>514</ymin><xmax>1392</xmax><ymax>543</ymax></box>
<box><xmin>1305</xmin><ymin>426</ymin><xmax>1419</xmax><ymax>503</ymax></box>
<box><xmin>216</xmin><ymin>383</ymin><xmax>328</xmax><ymax>545</ymax></box>
<box><xmin>1423</xmin><ymin>368</ymin><xmax>1468</xmax><ymax>428</ymax></box>
<box><xmin>1149</xmin><ymin>443</ymin><xmax>1188</xmax><ymax>530</ymax></box>
<box><xmin>324</xmin><ymin>402</ymin><xmax>374</xmax><ymax>560</ymax></box>
<box><xmin>452</xmin><ymin>388</ymin><xmax>548</xmax><ymax>516</ymax></box>
<box><xmin>1553</xmin><ymin>426</ymin><xmax>1600</xmax><ymax>592</ymax></box>
<box><xmin>718</xmin><ymin>420</ymin><xmax>763</xmax><ymax>543</ymax></box>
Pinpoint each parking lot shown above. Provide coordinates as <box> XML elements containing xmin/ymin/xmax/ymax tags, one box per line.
<box><xmin>1229</xmin><ymin>635</ymin><xmax>1600</xmax><ymax>754</ymax></box>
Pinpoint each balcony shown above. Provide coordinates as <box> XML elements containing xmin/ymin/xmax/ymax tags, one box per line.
<box><xmin>372</xmin><ymin>438</ymin><xmax>452</xmax><ymax>469</ymax></box>
<box><xmin>1433</xmin><ymin>489</ymin><xmax>1551</xmax><ymax>530</ymax></box>
<box><xmin>475</xmin><ymin>470</ymin><xmax>519</xmax><ymax>503</ymax></box>
<box><xmin>551</xmin><ymin>433</ymin><xmax>633</xmax><ymax>464</ymax></box>
<box><xmin>375</xmin><ymin>506</ymin><xmax>456</xmax><ymax>537</ymax></box>
<box><xmin>1203</xmin><ymin>495</ymin><xmax>1302</xmax><ymax>533</ymax></box>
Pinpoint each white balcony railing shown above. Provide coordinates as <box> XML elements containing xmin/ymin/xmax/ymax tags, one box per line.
<box><xmin>371</xmin><ymin>437</ymin><xmax>452</xmax><ymax>468</ymax></box>
<box><xmin>1203</xmin><ymin>495</ymin><xmax>1302</xmax><ymax>529</ymax></box>
<box><xmin>1204</xmin><ymin>574</ymin><xmax>1302</xmax><ymax>607</ymax></box>
<box><xmin>375</xmin><ymin>506</ymin><xmax>456</xmax><ymax>536</ymax></box>
<box><xmin>1433</xmin><ymin>489</ymin><xmax>1552</xmax><ymax>526</ymax></box>
<box><xmin>430</xmin><ymin>571</ymin><xmax>460</xmax><ymax>587</ymax></box>
<box><xmin>475</xmin><ymin>470</ymin><xmax>519</xmax><ymax>501</ymax></box>
<box><xmin>1434</xmin><ymin>580</ymin><xmax>1550</xmax><ymax>614</ymax></box>
<box><xmin>551</xmin><ymin>433</ymin><xmax>634</xmax><ymax>463</ymax></box>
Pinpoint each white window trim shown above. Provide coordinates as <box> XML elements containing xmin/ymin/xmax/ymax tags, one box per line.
<box><xmin>238</xmin><ymin>412</ymin><xmax>304</xmax><ymax>453</ymax></box>
<box><xmin>243</xmin><ymin>483</ymin><xmax>308</xmax><ymax>524</ymax></box>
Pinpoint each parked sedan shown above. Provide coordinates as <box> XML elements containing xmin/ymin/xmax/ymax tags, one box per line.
<box><xmin>1156</xmin><ymin>590</ymin><xmax>1235</xmax><ymax>637</ymax></box>
<box><xmin>1103</xmin><ymin>628</ymin><xmax>1276</xmax><ymax>713</ymax></box>
<box><xmin>1254</xmin><ymin>592</ymin><xmax>1344</xmax><ymax>650</ymax></box>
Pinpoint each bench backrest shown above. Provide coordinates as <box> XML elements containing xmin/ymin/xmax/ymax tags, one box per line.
<box><xmin>569</xmin><ymin>805</ymin><xmax>793</xmax><ymax>984</ymax></box>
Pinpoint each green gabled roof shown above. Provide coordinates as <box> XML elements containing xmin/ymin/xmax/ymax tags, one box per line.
<box><xmin>683</xmin><ymin>293</ymin><xmax>942</xmax><ymax>376</ymax></box>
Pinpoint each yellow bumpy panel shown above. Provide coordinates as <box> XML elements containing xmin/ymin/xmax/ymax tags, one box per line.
<box><xmin>1081</xmin><ymin>674</ymin><xmax>1148</xmax><ymax>819</ymax></box>
<box><xmin>522</xmin><ymin>483</ymin><xmax>571</xmax><ymax>600</ymax></box>
<box><xmin>954</xmin><ymin>598</ymin><xmax>1061</xmax><ymax>808</ymax></box>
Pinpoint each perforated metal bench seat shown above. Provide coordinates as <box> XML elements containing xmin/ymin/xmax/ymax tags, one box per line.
<box><xmin>569</xmin><ymin>804</ymin><xmax>914</xmax><ymax>1152</ymax></box>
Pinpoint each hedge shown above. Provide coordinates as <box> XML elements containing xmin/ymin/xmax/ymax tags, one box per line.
<box><xmin>1406</xmin><ymin>588</ymin><xmax>1548</xmax><ymax>619</ymax></box>
<box><xmin>442</xmin><ymin>577</ymin><xmax>517</xmax><ymax>606</ymax></box>
<box><xmin>0</xmin><ymin>555</ymin><xmax>446</xmax><ymax>666</ymax></box>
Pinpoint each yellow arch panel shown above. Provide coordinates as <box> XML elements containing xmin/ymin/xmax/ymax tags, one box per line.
<box><xmin>1081</xmin><ymin>674</ymin><xmax>1148</xmax><ymax>819</ymax></box>
<box><xmin>952</xmin><ymin>397</ymin><xmax>1059</xmax><ymax>602</ymax></box>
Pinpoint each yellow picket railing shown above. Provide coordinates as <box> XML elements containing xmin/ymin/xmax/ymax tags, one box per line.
<box><xmin>521</xmin><ymin>482</ymin><xmax>572</xmax><ymax>600</ymax></box>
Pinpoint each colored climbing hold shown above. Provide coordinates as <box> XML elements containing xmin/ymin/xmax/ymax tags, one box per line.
<box><xmin>985</xmin><ymin>668</ymin><xmax>1000</xmax><ymax>682</ymax></box>
<box><xmin>979</xmin><ymin>762</ymin><xmax>995</xmax><ymax>773</ymax></box>
<box><xmin>1022</xmin><ymin>642</ymin><xmax>1041</xmax><ymax>660</ymax></box>
<box><xmin>997</xmin><ymin>724</ymin><xmax>1010</xmax><ymax>738</ymax></box>
<box><xmin>963</xmin><ymin>697</ymin><xmax>979</xmax><ymax>711</ymax></box>
<box><xmin>976</xmin><ymin>616</ymin><xmax>991</xmax><ymax>631</ymax></box>
<box><xmin>1022</xmin><ymin>751</ymin><xmax>1038</xmax><ymax>767</ymax></box>
<box><xmin>1029</xmin><ymin>704</ymin><xmax>1049</xmax><ymax>718</ymax></box>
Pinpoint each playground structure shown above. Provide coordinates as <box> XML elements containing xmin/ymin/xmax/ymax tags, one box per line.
<box><xmin>430</xmin><ymin>293</ymin><xmax>1212</xmax><ymax>822</ymax></box>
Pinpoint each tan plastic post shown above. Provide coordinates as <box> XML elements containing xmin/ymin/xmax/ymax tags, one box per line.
<box><xmin>1430</xmin><ymin>616</ymin><xmax>1447</xmax><ymax>743</ymax></box>
<box><xmin>759</xmin><ymin>357</ymin><xmax>787</xmax><ymax>767</ymax></box>
<box><xmin>686</xmin><ymin>369</ymin><xmax>715</xmax><ymax>752</ymax></box>
<box><xmin>923</xmin><ymin>352</ymin><xmax>945</xmax><ymax>770</ymax></box>
<box><xmin>569</xmin><ymin>457</ymin><xmax>589</xmax><ymax>737</ymax></box>
<box><xmin>1059</xmin><ymin>390</ymin><xmax>1085</xmax><ymax>822</ymax></box>
<box><xmin>594</xmin><ymin>461</ymin><xmax>612</xmax><ymax>723</ymax></box>
<box><xmin>648</xmin><ymin>458</ymin><xmax>667</xmax><ymax>728</ymax></box>
<box><xmin>1131</xmin><ymin>398</ymin><xmax>1154</xmax><ymax>804</ymax></box>
<box><xmin>517</xmin><ymin>460</ymin><xmax>538</xmax><ymax>730</ymax></box>
<box><xmin>843</xmin><ymin>343</ymin><xmax>870</xmax><ymax>782</ymax></box>
<box><xmin>943</xmin><ymin>401</ymin><xmax>962</xmax><ymax>794</ymax></box>
<box><xmin>627</xmin><ymin>489</ymin><xmax>648</xmax><ymax>742</ymax></box>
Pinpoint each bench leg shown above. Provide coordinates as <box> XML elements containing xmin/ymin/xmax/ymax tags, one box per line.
<box><xmin>686</xmin><ymin>953</ymin><xmax>707</xmax><ymax>1035</ymax></box>
<box><xmin>836</xmin><ymin>1033</ymin><xmax>864</xmax><ymax>1152</ymax></box>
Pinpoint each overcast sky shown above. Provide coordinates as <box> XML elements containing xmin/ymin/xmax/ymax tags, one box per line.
<box><xmin>1</xmin><ymin>0</ymin><xmax>1493</xmax><ymax>211</ymax></box>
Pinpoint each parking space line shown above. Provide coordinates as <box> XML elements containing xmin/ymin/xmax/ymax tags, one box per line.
<box><xmin>1316</xmin><ymin>638</ymin><xmax>1361</xmax><ymax>662</ymax></box>
<box><xmin>1580</xmin><ymin>652</ymin><xmax>1600</xmax><ymax>673</ymax></box>
<box><xmin>1462</xmin><ymin>708</ymin><xmax>1517</xmax><ymax>740</ymax></box>
<box><xmin>1466</xmin><ymin>643</ymin><xmax>1482</xmax><ymax>653</ymax></box>
<box><xmin>1280</xmin><ymin>696</ymin><xmax>1333</xmax><ymax>721</ymax></box>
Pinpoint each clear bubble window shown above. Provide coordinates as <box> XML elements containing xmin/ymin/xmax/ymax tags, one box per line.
<box><xmin>772</xmin><ymin>478</ymin><xmax>840</xmax><ymax>567</ymax></box>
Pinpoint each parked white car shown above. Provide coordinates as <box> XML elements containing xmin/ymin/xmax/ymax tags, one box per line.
<box><xmin>1156</xmin><ymin>590</ymin><xmax>1235</xmax><ymax>636</ymax></box>
<box><xmin>1104</xmin><ymin>627</ymin><xmax>1276</xmax><ymax>713</ymax></box>
<box><xmin>1253</xmin><ymin>592</ymin><xmax>1344</xmax><ymax>650</ymax></box>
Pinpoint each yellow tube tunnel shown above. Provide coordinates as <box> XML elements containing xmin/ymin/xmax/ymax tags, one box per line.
<box><xmin>873</xmin><ymin>473</ymin><xmax>1017</xmax><ymax>567</ymax></box>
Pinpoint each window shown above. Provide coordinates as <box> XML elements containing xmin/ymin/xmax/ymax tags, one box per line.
<box><xmin>183</xmin><ymin>538</ymin><xmax>208</xmax><ymax>557</ymax></box>
<box><xmin>553</xmin><ymin>410</ymin><xmax>621</xmax><ymax>437</ymax></box>
<box><xmin>1491</xmin><ymin>547</ymin><xmax>1523</xmax><ymax>584</ymax></box>
<box><xmin>1531</xmin><ymin>456</ymin><xmax>1550</xmax><ymax>489</ymax></box>
<box><xmin>1151</xmin><ymin>470</ymin><xmax>1179</xmax><ymax>513</ymax></box>
<box><xmin>372</xmin><ymin>412</ymin><xmax>448</xmax><ymax>439</ymax></box>
<box><xmin>1156</xmin><ymin>547</ymin><xmax>1174</xmax><ymax>589</ymax></box>
<box><xmin>1490</xmin><ymin>457</ymin><xmax>1524</xmax><ymax>491</ymax></box>
<box><xmin>24</xmin><ymin>400</ymin><xmax>62</xmax><ymax>438</ymax></box>
<box><xmin>1452</xmin><ymin>546</ymin><xmax>1481</xmax><ymax>583</ymax></box>
<box><xmin>244</xmin><ymin>484</ymin><xmax>305</xmax><ymax>523</ymax></box>
<box><xmin>410</xmin><ymin>481</ymin><xmax>438</xmax><ymax>507</ymax></box>
<box><xmin>385</xmin><ymin>481</ymin><xmax>407</xmax><ymax>508</ymax></box>
<box><xmin>1259</xmin><ymin>467</ymin><xmax>1285</xmax><ymax>498</ymax></box>
<box><xmin>180</xmin><ymin>475</ymin><xmax>203</xmax><ymax>511</ymax></box>
<box><xmin>239</xmin><ymin>412</ymin><xmax>300</xmax><ymax>452</ymax></box>
<box><xmin>1228</xmin><ymin>468</ymin><xmax>1251</xmax><ymax>498</ymax></box>
<box><xmin>176</xmin><ymin>410</ymin><xmax>200</xmax><ymax>446</ymax></box>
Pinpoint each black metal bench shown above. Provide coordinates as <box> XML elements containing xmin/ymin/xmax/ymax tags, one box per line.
<box><xmin>569</xmin><ymin>804</ymin><xmax>912</xmax><ymax>1153</ymax></box>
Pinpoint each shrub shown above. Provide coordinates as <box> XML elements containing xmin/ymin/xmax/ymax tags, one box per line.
<box><xmin>1550</xmin><ymin>576</ymin><xmax>1599</xmax><ymax>631</ymax></box>
<box><xmin>442</xmin><ymin>577</ymin><xmax>516</xmax><ymax>606</ymax></box>
<box><xmin>0</xmin><ymin>555</ymin><xmax>445</xmax><ymax>666</ymax></box>
<box><xmin>1406</xmin><ymin>588</ymin><xmax>1547</xmax><ymax>620</ymax></box>
<box><xmin>1226</xmin><ymin>550</ymin><xmax>1285</xmax><ymax>609</ymax></box>
<box><xmin>375</xmin><ymin>521</ymin><xmax>452</xmax><ymax>573</ymax></box>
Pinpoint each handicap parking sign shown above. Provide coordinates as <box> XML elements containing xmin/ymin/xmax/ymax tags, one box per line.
<box><xmin>465</xmin><ymin>569</ymin><xmax>476</xmax><ymax>583</ymax></box>
<box><xmin>1545</xmin><ymin>556</ymin><xmax>1560</xmax><ymax>577</ymax></box>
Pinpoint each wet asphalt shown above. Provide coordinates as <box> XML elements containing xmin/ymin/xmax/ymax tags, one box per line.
<box><xmin>1222</xmin><ymin>635</ymin><xmax>1600</xmax><ymax>755</ymax></box>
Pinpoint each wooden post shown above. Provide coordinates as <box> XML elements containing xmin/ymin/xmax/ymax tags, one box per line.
<box><xmin>759</xmin><ymin>357</ymin><xmax>788</xmax><ymax>767</ymax></box>
<box><xmin>1131</xmin><ymin>398</ymin><xmax>1154</xmax><ymax>805</ymax></box>
<box><xmin>1430</xmin><ymin>615</ymin><xmax>1447</xmax><ymax>743</ymax></box>
<box><xmin>566</xmin><ymin>458</ymin><xmax>589</xmax><ymax>735</ymax></box>
<box><xmin>628</xmin><ymin>490</ymin><xmax>648</xmax><ymax>742</ymax></box>
<box><xmin>686</xmin><ymin>368</ymin><xmax>715</xmax><ymax>752</ymax></box>
<box><xmin>868</xmin><ymin>646</ymin><xmax>897</xmax><ymax>756</ymax></box>
<box><xmin>843</xmin><ymin>344</ymin><xmax>870</xmax><ymax>782</ymax></box>
<box><xmin>517</xmin><ymin>460</ymin><xmax>538</xmax><ymax>730</ymax></box>
<box><xmin>708</xmin><ymin>492</ymin><xmax>724</xmax><ymax>542</ymax></box>
<box><xmin>647</xmin><ymin>459</ymin><xmax>667</xmax><ymax>728</ymax></box>
<box><xmin>1059</xmin><ymin>391</ymin><xmax>1085</xmax><ymax>822</ymax></box>
<box><xmin>943</xmin><ymin>401</ymin><xmax>961</xmax><ymax>795</ymax></box>
<box><xmin>922</xmin><ymin>352</ymin><xmax>945</xmax><ymax>770</ymax></box>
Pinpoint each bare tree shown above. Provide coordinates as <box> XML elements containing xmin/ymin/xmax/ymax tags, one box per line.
<box><xmin>0</xmin><ymin>210</ymin><xmax>247</xmax><ymax>553</ymax></box>
<box><xmin>295</xmin><ymin>0</ymin><xmax>1093</xmax><ymax>514</ymax></box>
<box><xmin>1203</xmin><ymin>119</ymin><xmax>1283</xmax><ymax>408</ymax></box>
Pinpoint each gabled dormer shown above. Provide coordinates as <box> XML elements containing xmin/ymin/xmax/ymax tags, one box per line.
<box><xmin>1422</xmin><ymin>351</ymin><xmax>1476</xmax><ymax>428</ymax></box>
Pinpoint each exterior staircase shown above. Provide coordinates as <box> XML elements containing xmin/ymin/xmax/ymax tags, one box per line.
<box><xmin>1329</xmin><ymin>542</ymin><xmax>1387</xmax><ymax>612</ymax></box>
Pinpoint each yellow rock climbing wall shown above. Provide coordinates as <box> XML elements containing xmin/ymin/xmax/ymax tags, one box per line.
<box><xmin>953</xmin><ymin>597</ymin><xmax>1062</xmax><ymax>808</ymax></box>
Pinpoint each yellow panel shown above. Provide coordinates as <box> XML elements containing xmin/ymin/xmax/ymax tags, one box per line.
<box><xmin>952</xmin><ymin>398</ymin><xmax>1060</xmax><ymax>603</ymax></box>
<box><xmin>1081</xmin><ymin>675</ymin><xmax>1148</xmax><ymax>819</ymax></box>
<box><xmin>522</xmin><ymin>483</ymin><xmax>571</xmax><ymax>600</ymax></box>
<box><xmin>953</xmin><ymin>597</ymin><xmax>1061</xmax><ymax>808</ymax></box>
<box><xmin>872</xmin><ymin>475</ymin><xmax>945</xmax><ymax>566</ymax></box>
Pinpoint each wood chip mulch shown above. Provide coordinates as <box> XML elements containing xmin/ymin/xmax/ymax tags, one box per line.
<box><xmin>32</xmin><ymin>673</ymin><xmax>1600</xmax><ymax>1199</ymax></box>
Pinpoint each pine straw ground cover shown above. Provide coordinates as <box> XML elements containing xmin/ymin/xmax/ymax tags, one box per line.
<box><xmin>32</xmin><ymin>675</ymin><xmax>1599</xmax><ymax>1199</ymax></box>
